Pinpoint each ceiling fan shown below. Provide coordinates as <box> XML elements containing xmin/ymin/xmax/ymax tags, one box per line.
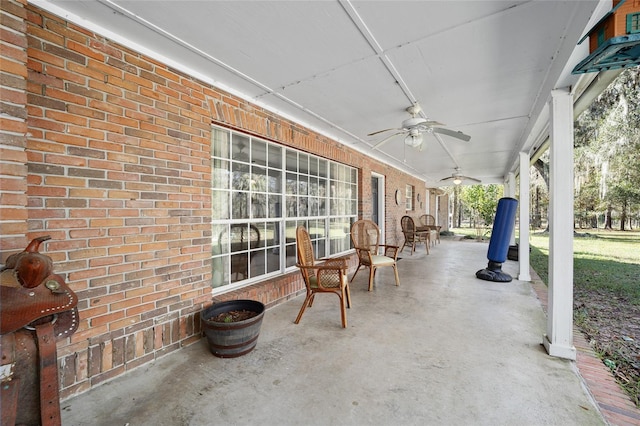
<box><xmin>439</xmin><ymin>168</ymin><xmax>481</xmax><ymax>185</ymax></box>
<box><xmin>368</xmin><ymin>103</ymin><xmax>471</xmax><ymax>151</ymax></box>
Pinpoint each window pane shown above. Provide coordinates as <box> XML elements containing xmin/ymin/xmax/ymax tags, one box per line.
<box><xmin>299</xmin><ymin>153</ymin><xmax>309</xmax><ymax>174</ymax></box>
<box><xmin>268</xmin><ymin>145</ymin><xmax>282</xmax><ymax>168</ymax></box>
<box><xmin>329</xmin><ymin>218</ymin><xmax>351</xmax><ymax>255</ymax></box>
<box><xmin>252</xmin><ymin>193</ymin><xmax>267</xmax><ymax>218</ymax></box>
<box><xmin>233</xmin><ymin>134</ymin><xmax>250</xmax><ymax>162</ymax></box>
<box><xmin>285</xmin><ymin>220</ymin><xmax>297</xmax><ymax>268</ymax></box>
<box><xmin>211</xmin><ymin>254</ymin><xmax>229</xmax><ymax>288</ymax></box>
<box><xmin>309</xmin><ymin>197</ymin><xmax>318</xmax><ymax>216</ymax></box>
<box><xmin>286</xmin><ymin>173</ymin><xmax>297</xmax><ymax>195</ymax></box>
<box><xmin>268</xmin><ymin>194</ymin><xmax>282</xmax><ymax>218</ymax></box>
<box><xmin>251</xmin><ymin>166</ymin><xmax>267</xmax><ymax>192</ymax></box>
<box><xmin>309</xmin><ymin>177</ymin><xmax>318</xmax><ymax>196</ymax></box>
<box><xmin>213</xmin><ymin>224</ymin><xmax>228</xmax><ymax>255</ymax></box>
<box><xmin>212</xmin><ymin>159</ymin><xmax>229</xmax><ymax>189</ymax></box>
<box><xmin>268</xmin><ymin>169</ymin><xmax>282</xmax><ymax>193</ymax></box>
<box><xmin>286</xmin><ymin>150</ymin><xmax>297</xmax><ymax>172</ymax></box>
<box><xmin>286</xmin><ymin>195</ymin><xmax>297</xmax><ymax>217</ymax></box>
<box><xmin>319</xmin><ymin>197</ymin><xmax>327</xmax><ymax>216</ymax></box>
<box><xmin>318</xmin><ymin>178</ymin><xmax>327</xmax><ymax>197</ymax></box>
<box><xmin>309</xmin><ymin>157</ymin><xmax>318</xmax><ymax>176</ymax></box>
<box><xmin>212</xmin><ymin>128</ymin><xmax>230</xmax><ymax>159</ymax></box>
<box><xmin>298</xmin><ymin>196</ymin><xmax>308</xmax><ymax>217</ymax></box>
<box><xmin>232</xmin><ymin>163</ymin><xmax>250</xmax><ymax>190</ymax></box>
<box><xmin>212</xmin><ymin>190</ymin><xmax>229</xmax><ymax>220</ymax></box>
<box><xmin>264</xmin><ymin>222</ymin><xmax>278</xmax><ymax>248</ymax></box>
<box><xmin>318</xmin><ymin>159</ymin><xmax>328</xmax><ymax>178</ymax></box>
<box><xmin>249</xmin><ymin>249</ymin><xmax>265</xmax><ymax>278</ymax></box>
<box><xmin>232</xmin><ymin>192</ymin><xmax>249</xmax><ymax>219</ymax></box>
<box><xmin>252</xmin><ymin>139</ymin><xmax>267</xmax><ymax>166</ymax></box>
<box><xmin>298</xmin><ymin>178</ymin><xmax>308</xmax><ymax>195</ymax></box>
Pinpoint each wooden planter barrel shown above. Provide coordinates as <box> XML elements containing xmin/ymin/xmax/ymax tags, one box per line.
<box><xmin>201</xmin><ymin>300</ymin><xmax>265</xmax><ymax>358</ymax></box>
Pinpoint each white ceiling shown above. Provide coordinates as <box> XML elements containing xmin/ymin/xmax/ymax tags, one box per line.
<box><xmin>38</xmin><ymin>0</ymin><xmax>611</xmax><ymax>187</ymax></box>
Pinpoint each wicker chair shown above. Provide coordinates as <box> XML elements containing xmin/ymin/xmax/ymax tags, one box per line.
<box><xmin>418</xmin><ymin>214</ymin><xmax>441</xmax><ymax>245</ymax></box>
<box><xmin>295</xmin><ymin>226</ymin><xmax>351</xmax><ymax>328</ymax></box>
<box><xmin>350</xmin><ymin>219</ymin><xmax>400</xmax><ymax>291</ymax></box>
<box><xmin>400</xmin><ymin>215</ymin><xmax>431</xmax><ymax>255</ymax></box>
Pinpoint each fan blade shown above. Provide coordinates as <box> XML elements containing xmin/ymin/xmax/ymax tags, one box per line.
<box><xmin>439</xmin><ymin>176</ymin><xmax>454</xmax><ymax>182</ymax></box>
<box><xmin>432</xmin><ymin>127</ymin><xmax>471</xmax><ymax>142</ymax></box>
<box><xmin>367</xmin><ymin>127</ymin><xmax>400</xmax><ymax>136</ymax></box>
<box><xmin>372</xmin><ymin>132</ymin><xmax>404</xmax><ymax>149</ymax></box>
<box><xmin>425</xmin><ymin>120</ymin><xmax>445</xmax><ymax>126</ymax></box>
<box><xmin>461</xmin><ymin>175</ymin><xmax>481</xmax><ymax>183</ymax></box>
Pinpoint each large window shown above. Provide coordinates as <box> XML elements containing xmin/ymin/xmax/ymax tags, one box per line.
<box><xmin>211</xmin><ymin>126</ymin><xmax>357</xmax><ymax>291</ymax></box>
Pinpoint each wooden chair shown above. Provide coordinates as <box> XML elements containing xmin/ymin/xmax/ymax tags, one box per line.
<box><xmin>350</xmin><ymin>219</ymin><xmax>400</xmax><ymax>291</ymax></box>
<box><xmin>418</xmin><ymin>214</ymin><xmax>441</xmax><ymax>245</ymax></box>
<box><xmin>400</xmin><ymin>215</ymin><xmax>430</xmax><ymax>255</ymax></box>
<box><xmin>295</xmin><ymin>226</ymin><xmax>351</xmax><ymax>328</ymax></box>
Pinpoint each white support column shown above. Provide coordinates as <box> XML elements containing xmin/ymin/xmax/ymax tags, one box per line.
<box><xmin>518</xmin><ymin>153</ymin><xmax>531</xmax><ymax>281</ymax></box>
<box><xmin>506</xmin><ymin>173</ymin><xmax>517</xmax><ymax>246</ymax></box>
<box><xmin>543</xmin><ymin>88</ymin><xmax>576</xmax><ymax>360</ymax></box>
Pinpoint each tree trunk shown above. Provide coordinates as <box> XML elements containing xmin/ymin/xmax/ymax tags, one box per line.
<box><xmin>605</xmin><ymin>204</ymin><xmax>613</xmax><ymax>230</ymax></box>
<box><xmin>453</xmin><ymin>186</ymin><xmax>460</xmax><ymax>228</ymax></box>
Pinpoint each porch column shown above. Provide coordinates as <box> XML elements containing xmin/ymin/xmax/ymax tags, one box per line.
<box><xmin>506</xmin><ymin>173</ymin><xmax>517</xmax><ymax>246</ymax></box>
<box><xmin>518</xmin><ymin>153</ymin><xmax>531</xmax><ymax>281</ymax></box>
<box><xmin>543</xmin><ymin>88</ymin><xmax>576</xmax><ymax>360</ymax></box>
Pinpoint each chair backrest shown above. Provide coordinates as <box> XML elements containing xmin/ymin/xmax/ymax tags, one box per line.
<box><xmin>401</xmin><ymin>216</ymin><xmax>418</xmax><ymax>241</ymax></box>
<box><xmin>296</xmin><ymin>226</ymin><xmax>315</xmax><ymax>268</ymax></box>
<box><xmin>350</xmin><ymin>220</ymin><xmax>380</xmax><ymax>257</ymax></box>
<box><xmin>401</xmin><ymin>215</ymin><xmax>416</xmax><ymax>233</ymax></box>
<box><xmin>419</xmin><ymin>214</ymin><xmax>436</xmax><ymax>227</ymax></box>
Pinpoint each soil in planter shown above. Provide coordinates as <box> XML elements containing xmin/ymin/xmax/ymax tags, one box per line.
<box><xmin>211</xmin><ymin>309</ymin><xmax>258</xmax><ymax>323</ymax></box>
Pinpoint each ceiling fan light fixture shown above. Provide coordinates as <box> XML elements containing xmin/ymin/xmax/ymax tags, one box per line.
<box><xmin>453</xmin><ymin>177</ymin><xmax>462</xmax><ymax>185</ymax></box>
<box><xmin>404</xmin><ymin>133</ymin><xmax>423</xmax><ymax>147</ymax></box>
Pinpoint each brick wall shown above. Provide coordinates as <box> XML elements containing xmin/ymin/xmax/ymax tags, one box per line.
<box><xmin>1</xmin><ymin>0</ymin><xmax>29</xmax><ymax>256</ymax></box>
<box><xmin>0</xmin><ymin>3</ymin><xmax>424</xmax><ymax>399</ymax></box>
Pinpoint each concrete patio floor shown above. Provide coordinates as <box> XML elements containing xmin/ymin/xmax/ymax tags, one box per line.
<box><xmin>61</xmin><ymin>238</ymin><xmax>606</xmax><ymax>425</ymax></box>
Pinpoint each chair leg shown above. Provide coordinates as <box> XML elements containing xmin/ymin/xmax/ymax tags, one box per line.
<box><xmin>339</xmin><ymin>290</ymin><xmax>347</xmax><ymax>328</ymax></box>
<box><xmin>425</xmin><ymin>237</ymin><xmax>430</xmax><ymax>255</ymax></box>
<box><xmin>368</xmin><ymin>266</ymin><xmax>375</xmax><ymax>291</ymax></box>
<box><xmin>392</xmin><ymin>264</ymin><xmax>400</xmax><ymax>286</ymax></box>
<box><xmin>344</xmin><ymin>282</ymin><xmax>352</xmax><ymax>308</ymax></box>
<box><xmin>350</xmin><ymin>264</ymin><xmax>363</xmax><ymax>282</ymax></box>
<box><xmin>294</xmin><ymin>293</ymin><xmax>313</xmax><ymax>324</ymax></box>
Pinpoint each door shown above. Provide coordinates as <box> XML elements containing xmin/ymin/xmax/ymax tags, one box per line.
<box><xmin>371</xmin><ymin>173</ymin><xmax>385</xmax><ymax>243</ymax></box>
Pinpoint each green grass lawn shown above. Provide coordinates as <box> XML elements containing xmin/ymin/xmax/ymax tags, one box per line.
<box><xmin>529</xmin><ymin>230</ymin><xmax>640</xmax><ymax>305</ymax></box>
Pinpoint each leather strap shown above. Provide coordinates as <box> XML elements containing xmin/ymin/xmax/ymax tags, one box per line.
<box><xmin>35</xmin><ymin>321</ymin><xmax>62</xmax><ymax>426</ymax></box>
<box><xmin>1</xmin><ymin>333</ymin><xmax>19</xmax><ymax>426</ymax></box>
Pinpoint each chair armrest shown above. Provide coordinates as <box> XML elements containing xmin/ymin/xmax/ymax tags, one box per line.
<box><xmin>381</xmin><ymin>244</ymin><xmax>400</xmax><ymax>260</ymax></box>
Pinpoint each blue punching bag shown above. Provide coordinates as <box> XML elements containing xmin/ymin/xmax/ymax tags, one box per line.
<box><xmin>476</xmin><ymin>197</ymin><xmax>518</xmax><ymax>282</ymax></box>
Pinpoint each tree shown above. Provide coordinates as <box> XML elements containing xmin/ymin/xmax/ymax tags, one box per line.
<box><xmin>459</xmin><ymin>184</ymin><xmax>503</xmax><ymax>228</ymax></box>
<box><xmin>572</xmin><ymin>67</ymin><xmax>640</xmax><ymax>230</ymax></box>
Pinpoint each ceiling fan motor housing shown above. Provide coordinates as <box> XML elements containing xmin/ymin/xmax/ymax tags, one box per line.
<box><xmin>402</xmin><ymin>117</ymin><xmax>427</xmax><ymax>129</ymax></box>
